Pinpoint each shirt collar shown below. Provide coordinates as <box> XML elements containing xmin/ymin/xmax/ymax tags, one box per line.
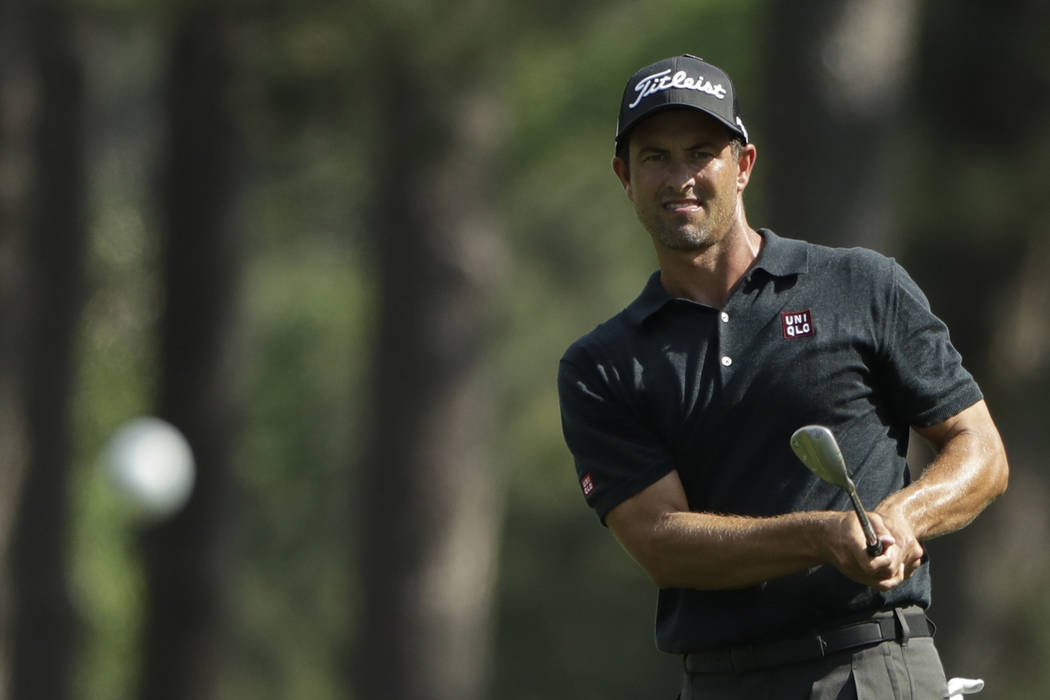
<box><xmin>751</xmin><ymin>228</ymin><xmax>809</xmax><ymax>278</ymax></box>
<box><xmin>624</xmin><ymin>271</ymin><xmax>672</xmax><ymax>327</ymax></box>
<box><xmin>624</xmin><ymin>229</ymin><xmax>810</xmax><ymax>327</ymax></box>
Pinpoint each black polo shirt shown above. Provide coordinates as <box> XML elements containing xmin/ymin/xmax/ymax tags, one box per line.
<box><xmin>557</xmin><ymin>229</ymin><xmax>982</xmax><ymax>653</ymax></box>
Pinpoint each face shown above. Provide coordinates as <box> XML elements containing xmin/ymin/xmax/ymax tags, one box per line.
<box><xmin>613</xmin><ymin>109</ymin><xmax>755</xmax><ymax>252</ymax></box>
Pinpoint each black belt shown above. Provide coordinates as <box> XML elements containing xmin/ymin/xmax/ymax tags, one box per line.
<box><xmin>683</xmin><ymin>608</ymin><xmax>932</xmax><ymax>674</ymax></box>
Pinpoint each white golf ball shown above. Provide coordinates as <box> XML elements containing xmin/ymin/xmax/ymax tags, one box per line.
<box><xmin>103</xmin><ymin>417</ymin><xmax>195</xmax><ymax>519</ymax></box>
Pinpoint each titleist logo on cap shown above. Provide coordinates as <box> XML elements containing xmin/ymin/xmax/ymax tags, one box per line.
<box><xmin>628</xmin><ymin>68</ymin><xmax>728</xmax><ymax>109</ymax></box>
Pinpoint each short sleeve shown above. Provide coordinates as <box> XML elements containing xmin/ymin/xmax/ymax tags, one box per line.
<box><xmin>878</xmin><ymin>261</ymin><xmax>983</xmax><ymax>427</ymax></box>
<box><xmin>558</xmin><ymin>346</ymin><xmax>674</xmax><ymax>524</ymax></box>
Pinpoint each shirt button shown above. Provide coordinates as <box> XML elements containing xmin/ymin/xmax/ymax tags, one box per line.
<box><xmin>721</xmin><ymin>356</ymin><xmax>732</xmax><ymax>367</ymax></box>
<box><xmin>720</xmin><ymin>312</ymin><xmax>730</xmax><ymax>323</ymax></box>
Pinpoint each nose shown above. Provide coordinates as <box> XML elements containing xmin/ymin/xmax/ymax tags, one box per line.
<box><xmin>667</xmin><ymin>157</ymin><xmax>698</xmax><ymax>192</ymax></box>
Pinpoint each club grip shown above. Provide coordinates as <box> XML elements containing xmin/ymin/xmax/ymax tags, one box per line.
<box><xmin>866</xmin><ymin>540</ymin><xmax>884</xmax><ymax>557</ymax></box>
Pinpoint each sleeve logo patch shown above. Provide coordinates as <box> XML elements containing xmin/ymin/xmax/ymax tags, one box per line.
<box><xmin>580</xmin><ymin>473</ymin><xmax>595</xmax><ymax>497</ymax></box>
<box><xmin>781</xmin><ymin>310</ymin><xmax>815</xmax><ymax>338</ymax></box>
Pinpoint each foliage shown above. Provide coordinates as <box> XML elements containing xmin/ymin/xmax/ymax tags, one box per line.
<box><xmin>492</xmin><ymin>3</ymin><xmax>762</xmax><ymax>696</ymax></box>
<box><xmin>21</xmin><ymin>0</ymin><xmax>1046</xmax><ymax>698</ymax></box>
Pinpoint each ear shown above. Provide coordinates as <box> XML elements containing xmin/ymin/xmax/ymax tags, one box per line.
<box><xmin>736</xmin><ymin>143</ymin><xmax>757</xmax><ymax>191</ymax></box>
<box><xmin>612</xmin><ymin>156</ymin><xmax>633</xmax><ymax>199</ymax></box>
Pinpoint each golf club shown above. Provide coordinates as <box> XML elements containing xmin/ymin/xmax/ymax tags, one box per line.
<box><xmin>789</xmin><ymin>425</ymin><xmax>883</xmax><ymax>556</ymax></box>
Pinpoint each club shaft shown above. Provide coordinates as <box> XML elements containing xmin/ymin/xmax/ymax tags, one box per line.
<box><xmin>789</xmin><ymin>426</ymin><xmax>884</xmax><ymax>557</ymax></box>
<box><xmin>847</xmin><ymin>488</ymin><xmax>883</xmax><ymax>555</ymax></box>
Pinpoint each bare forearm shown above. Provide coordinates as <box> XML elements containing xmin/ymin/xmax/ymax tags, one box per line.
<box><xmin>607</xmin><ymin>470</ymin><xmax>918</xmax><ymax>593</ymax></box>
<box><xmin>629</xmin><ymin>510</ymin><xmax>835</xmax><ymax>590</ymax></box>
<box><xmin>879</xmin><ymin>401</ymin><xmax>1008</xmax><ymax>540</ymax></box>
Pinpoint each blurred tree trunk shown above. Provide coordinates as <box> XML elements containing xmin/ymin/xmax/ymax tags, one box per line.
<box><xmin>137</xmin><ymin>9</ymin><xmax>241</xmax><ymax>700</ymax></box>
<box><xmin>902</xmin><ymin>3</ymin><xmax>1050</xmax><ymax>693</ymax></box>
<box><xmin>759</xmin><ymin>0</ymin><xmax>918</xmax><ymax>248</ymax></box>
<box><xmin>6</xmin><ymin>6</ymin><xmax>86</xmax><ymax>700</ymax></box>
<box><xmin>762</xmin><ymin>1</ymin><xmax>1050</xmax><ymax>696</ymax></box>
<box><xmin>352</xmin><ymin>8</ymin><xmax>508</xmax><ymax>700</ymax></box>
<box><xmin>0</xmin><ymin>8</ymin><xmax>31</xmax><ymax>696</ymax></box>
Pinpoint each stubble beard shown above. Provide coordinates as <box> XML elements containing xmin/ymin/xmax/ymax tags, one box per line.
<box><xmin>654</xmin><ymin>221</ymin><xmax>715</xmax><ymax>251</ymax></box>
<box><xmin>642</xmin><ymin>199</ymin><xmax>736</xmax><ymax>252</ymax></box>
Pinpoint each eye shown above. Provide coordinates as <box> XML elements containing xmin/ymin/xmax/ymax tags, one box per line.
<box><xmin>642</xmin><ymin>152</ymin><xmax>668</xmax><ymax>163</ymax></box>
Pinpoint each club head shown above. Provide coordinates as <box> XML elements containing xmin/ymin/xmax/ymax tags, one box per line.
<box><xmin>790</xmin><ymin>425</ymin><xmax>883</xmax><ymax>556</ymax></box>
<box><xmin>789</xmin><ymin>425</ymin><xmax>853</xmax><ymax>490</ymax></box>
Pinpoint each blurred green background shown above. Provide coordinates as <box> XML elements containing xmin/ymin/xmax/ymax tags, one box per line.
<box><xmin>2</xmin><ymin>1</ymin><xmax>1049</xmax><ymax>699</ymax></box>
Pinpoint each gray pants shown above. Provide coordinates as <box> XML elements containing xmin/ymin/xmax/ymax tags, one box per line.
<box><xmin>680</xmin><ymin>637</ymin><xmax>948</xmax><ymax>700</ymax></box>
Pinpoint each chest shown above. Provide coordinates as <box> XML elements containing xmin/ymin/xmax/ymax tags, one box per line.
<box><xmin>632</xmin><ymin>285</ymin><xmax>886</xmax><ymax>458</ymax></box>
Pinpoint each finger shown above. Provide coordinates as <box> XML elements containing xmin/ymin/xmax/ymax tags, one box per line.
<box><xmin>873</xmin><ymin>568</ymin><xmax>907</xmax><ymax>591</ymax></box>
<box><xmin>865</xmin><ymin>513</ymin><xmax>897</xmax><ymax>550</ymax></box>
<box><xmin>876</xmin><ymin>533</ymin><xmax>896</xmax><ymax>553</ymax></box>
<box><xmin>903</xmin><ymin>549</ymin><xmax>925</xmax><ymax>579</ymax></box>
<box><xmin>864</xmin><ymin>541</ymin><xmax>915</xmax><ymax>588</ymax></box>
<box><xmin>865</xmin><ymin>554</ymin><xmax>903</xmax><ymax>585</ymax></box>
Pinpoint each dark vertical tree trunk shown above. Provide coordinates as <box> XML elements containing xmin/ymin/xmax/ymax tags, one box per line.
<box><xmin>902</xmin><ymin>3</ymin><xmax>1050</xmax><ymax>691</ymax></box>
<box><xmin>763</xmin><ymin>1</ymin><xmax>1050</xmax><ymax>694</ymax></box>
<box><xmin>0</xmin><ymin>8</ymin><xmax>31</xmax><ymax>696</ymax></box>
<box><xmin>8</xmin><ymin>6</ymin><xmax>86</xmax><ymax>700</ymax></box>
<box><xmin>352</xmin><ymin>18</ymin><xmax>507</xmax><ymax>700</ymax></box>
<box><xmin>137</xmin><ymin>9</ymin><xmax>241</xmax><ymax>700</ymax></box>
<box><xmin>759</xmin><ymin>0</ymin><xmax>918</xmax><ymax>248</ymax></box>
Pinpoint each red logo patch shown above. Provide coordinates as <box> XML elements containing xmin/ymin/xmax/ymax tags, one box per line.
<box><xmin>580</xmin><ymin>473</ymin><xmax>595</xmax><ymax>497</ymax></box>
<box><xmin>781</xmin><ymin>310</ymin><xmax>815</xmax><ymax>339</ymax></box>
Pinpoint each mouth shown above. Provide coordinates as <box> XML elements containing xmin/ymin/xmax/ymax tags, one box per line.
<box><xmin>663</xmin><ymin>198</ymin><xmax>702</xmax><ymax>214</ymax></box>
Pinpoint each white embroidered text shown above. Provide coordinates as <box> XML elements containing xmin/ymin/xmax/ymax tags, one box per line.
<box><xmin>628</xmin><ymin>69</ymin><xmax>728</xmax><ymax>109</ymax></box>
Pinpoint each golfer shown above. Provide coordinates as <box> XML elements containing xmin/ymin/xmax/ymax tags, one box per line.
<box><xmin>557</xmin><ymin>54</ymin><xmax>1008</xmax><ymax>699</ymax></box>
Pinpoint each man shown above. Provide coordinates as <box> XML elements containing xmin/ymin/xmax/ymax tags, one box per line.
<box><xmin>557</xmin><ymin>54</ymin><xmax>1008</xmax><ymax>699</ymax></box>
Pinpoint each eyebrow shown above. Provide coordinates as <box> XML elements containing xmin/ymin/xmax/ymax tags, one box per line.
<box><xmin>686</xmin><ymin>140</ymin><xmax>721</xmax><ymax>151</ymax></box>
<box><xmin>636</xmin><ymin>145</ymin><xmax>668</xmax><ymax>156</ymax></box>
<box><xmin>636</xmin><ymin>141</ymin><xmax>719</xmax><ymax>156</ymax></box>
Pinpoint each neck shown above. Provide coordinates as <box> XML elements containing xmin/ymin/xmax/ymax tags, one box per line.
<box><xmin>656</xmin><ymin>225</ymin><xmax>763</xmax><ymax>308</ymax></box>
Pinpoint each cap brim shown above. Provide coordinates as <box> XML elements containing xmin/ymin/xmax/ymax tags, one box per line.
<box><xmin>616</xmin><ymin>104</ymin><xmax>747</xmax><ymax>145</ymax></box>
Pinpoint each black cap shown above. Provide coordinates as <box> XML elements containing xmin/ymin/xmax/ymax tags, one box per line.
<box><xmin>615</xmin><ymin>54</ymin><xmax>748</xmax><ymax>146</ymax></box>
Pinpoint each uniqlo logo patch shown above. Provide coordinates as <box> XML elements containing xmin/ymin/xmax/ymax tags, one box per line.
<box><xmin>580</xmin><ymin>473</ymin><xmax>595</xmax><ymax>497</ymax></box>
<box><xmin>781</xmin><ymin>310</ymin><xmax>815</xmax><ymax>338</ymax></box>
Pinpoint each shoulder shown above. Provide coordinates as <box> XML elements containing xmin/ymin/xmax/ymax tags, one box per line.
<box><xmin>779</xmin><ymin>234</ymin><xmax>903</xmax><ymax>296</ymax></box>
<box><xmin>803</xmin><ymin>238</ymin><xmax>897</xmax><ymax>276</ymax></box>
<box><xmin>560</xmin><ymin>271</ymin><xmax>663</xmax><ymax>372</ymax></box>
<box><xmin>560</xmin><ymin>308</ymin><xmax>635</xmax><ymax>377</ymax></box>
<box><xmin>755</xmin><ymin>229</ymin><xmax>898</xmax><ymax>285</ymax></box>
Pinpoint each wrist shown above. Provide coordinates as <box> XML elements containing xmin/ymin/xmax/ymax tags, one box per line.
<box><xmin>876</xmin><ymin>492</ymin><xmax>915</xmax><ymax>530</ymax></box>
<box><xmin>805</xmin><ymin>511</ymin><xmax>846</xmax><ymax>566</ymax></box>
